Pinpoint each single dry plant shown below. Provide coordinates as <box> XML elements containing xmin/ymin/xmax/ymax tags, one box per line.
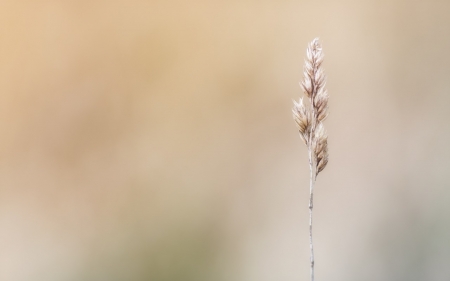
<box><xmin>292</xmin><ymin>38</ymin><xmax>329</xmax><ymax>281</ymax></box>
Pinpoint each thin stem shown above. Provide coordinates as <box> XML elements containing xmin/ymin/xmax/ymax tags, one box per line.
<box><xmin>308</xmin><ymin>94</ymin><xmax>316</xmax><ymax>281</ymax></box>
<box><xmin>308</xmin><ymin>144</ymin><xmax>316</xmax><ymax>281</ymax></box>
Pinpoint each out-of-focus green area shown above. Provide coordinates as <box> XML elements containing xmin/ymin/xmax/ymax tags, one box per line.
<box><xmin>1</xmin><ymin>1</ymin><xmax>450</xmax><ymax>280</ymax></box>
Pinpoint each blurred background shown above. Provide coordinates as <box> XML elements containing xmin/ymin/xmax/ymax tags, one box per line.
<box><xmin>1</xmin><ymin>1</ymin><xmax>450</xmax><ymax>280</ymax></box>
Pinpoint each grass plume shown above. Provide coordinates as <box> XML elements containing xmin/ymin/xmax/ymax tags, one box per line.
<box><xmin>292</xmin><ymin>38</ymin><xmax>329</xmax><ymax>281</ymax></box>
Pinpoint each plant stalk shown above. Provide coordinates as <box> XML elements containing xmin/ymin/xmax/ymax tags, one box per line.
<box><xmin>308</xmin><ymin>144</ymin><xmax>315</xmax><ymax>281</ymax></box>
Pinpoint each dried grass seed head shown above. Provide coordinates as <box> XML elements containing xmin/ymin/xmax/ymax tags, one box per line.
<box><xmin>293</xmin><ymin>37</ymin><xmax>329</xmax><ymax>175</ymax></box>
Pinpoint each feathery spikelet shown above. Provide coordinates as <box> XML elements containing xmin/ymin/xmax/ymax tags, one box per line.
<box><xmin>293</xmin><ymin>38</ymin><xmax>329</xmax><ymax>176</ymax></box>
<box><xmin>313</xmin><ymin>123</ymin><xmax>328</xmax><ymax>176</ymax></box>
<box><xmin>292</xmin><ymin>98</ymin><xmax>311</xmax><ymax>144</ymax></box>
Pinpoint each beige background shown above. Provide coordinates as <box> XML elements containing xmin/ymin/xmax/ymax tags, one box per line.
<box><xmin>1</xmin><ymin>1</ymin><xmax>450</xmax><ymax>280</ymax></box>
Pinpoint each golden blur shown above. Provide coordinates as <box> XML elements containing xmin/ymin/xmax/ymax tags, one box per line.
<box><xmin>1</xmin><ymin>1</ymin><xmax>450</xmax><ymax>280</ymax></box>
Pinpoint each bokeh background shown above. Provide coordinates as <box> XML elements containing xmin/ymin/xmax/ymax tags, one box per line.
<box><xmin>1</xmin><ymin>1</ymin><xmax>450</xmax><ymax>280</ymax></box>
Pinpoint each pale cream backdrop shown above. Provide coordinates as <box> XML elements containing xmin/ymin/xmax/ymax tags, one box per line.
<box><xmin>1</xmin><ymin>1</ymin><xmax>450</xmax><ymax>281</ymax></box>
